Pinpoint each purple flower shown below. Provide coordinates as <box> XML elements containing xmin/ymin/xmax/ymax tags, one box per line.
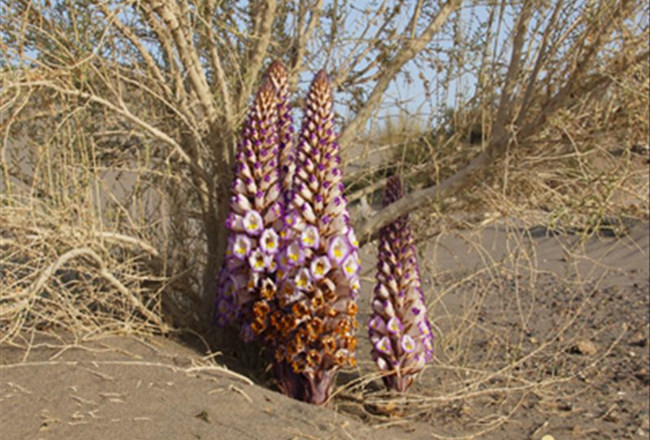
<box><xmin>342</xmin><ymin>254</ymin><xmax>360</xmax><ymax>279</ymax></box>
<box><xmin>368</xmin><ymin>175</ymin><xmax>434</xmax><ymax>392</ymax></box>
<box><xmin>327</xmin><ymin>235</ymin><xmax>349</xmax><ymax>264</ymax></box>
<box><xmin>375</xmin><ymin>336</ymin><xmax>393</xmax><ymax>356</ymax></box>
<box><xmin>300</xmin><ymin>225</ymin><xmax>320</xmax><ymax>249</ymax></box>
<box><xmin>248</xmin><ymin>249</ymin><xmax>269</xmax><ymax>273</ymax></box>
<box><xmin>386</xmin><ymin>316</ymin><xmax>404</xmax><ymax>335</ymax></box>
<box><xmin>271</xmin><ymin>70</ymin><xmax>360</xmax><ymax>405</ymax></box>
<box><xmin>294</xmin><ymin>267</ymin><xmax>312</xmax><ymax>290</ymax></box>
<box><xmin>215</xmin><ymin>62</ymin><xmax>360</xmax><ymax>405</ymax></box>
<box><xmin>285</xmin><ymin>241</ymin><xmax>305</xmax><ymax>266</ymax></box>
<box><xmin>214</xmin><ymin>268</ymin><xmax>239</xmax><ymax>327</ymax></box>
<box><xmin>232</xmin><ymin>234</ymin><xmax>252</xmax><ymax>260</ymax></box>
<box><xmin>214</xmin><ymin>77</ymin><xmax>285</xmax><ymax>334</ymax></box>
<box><xmin>310</xmin><ymin>255</ymin><xmax>332</xmax><ymax>280</ymax></box>
<box><xmin>260</xmin><ymin>228</ymin><xmax>280</xmax><ymax>254</ymax></box>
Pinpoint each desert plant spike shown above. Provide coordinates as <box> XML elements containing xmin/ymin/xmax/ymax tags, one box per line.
<box><xmin>369</xmin><ymin>175</ymin><xmax>433</xmax><ymax>392</ymax></box>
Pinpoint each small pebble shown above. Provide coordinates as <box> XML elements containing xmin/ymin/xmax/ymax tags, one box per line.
<box><xmin>572</xmin><ymin>339</ymin><xmax>598</xmax><ymax>355</ymax></box>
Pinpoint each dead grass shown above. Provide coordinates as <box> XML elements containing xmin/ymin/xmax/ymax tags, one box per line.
<box><xmin>1</xmin><ymin>194</ymin><xmax>170</xmax><ymax>345</ymax></box>
<box><xmin>328</xmin><ymin>217</ymin><xmax>648</xmax><ymax>438</ymax></box>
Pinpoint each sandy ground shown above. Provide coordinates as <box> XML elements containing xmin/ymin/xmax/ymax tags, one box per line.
<box><xmin>1</xmin><ymin>221</ymin><xmax>648</xmax><ymax>440</ymax></box>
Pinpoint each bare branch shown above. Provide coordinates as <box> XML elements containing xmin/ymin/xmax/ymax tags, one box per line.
<box><xmin>15</xmin><ymin>80</ymin><xmax>210</xmax><ymax>185</ymax></box>
<box><xmin>148</xmin><ymin>0</ymin><xmax>217</xmax><ymax>122</ymax></box>
<box><xmin>492</xmin><ymin>0</ymin><xmax>533</xmax><ymax>142</ymax></box>
<box><xmin>95</xmin><ymin>2</ymin><xmax>171</xmax><ymax>101</ymax></box>
<box><xmin>515</xmin><ymin>0</ymin><xmax>564</xmax><ymax>126</ymax></box>
<box><xmin>236</xmin><ymin>0</ymin><xmax>277</xmax><ymax>113</ymax></box>
<box><xmin>354</xmin><ymin>47</ymin><xmax>650</xmax><ymax>245</ymax></box>
<box><xmin>288</xmin><ymin>0</ymin><xmax>324</xmax><ymax>92</ymax></box>
<box><xmin>137</xmin><ymin>1</ymin><xmax>187</xmax><ymax>107</ymax></box>
<box><xmin>339</xmin><ymin>0</ymin><xmax>463</xmax><ymax>148</ymax></box>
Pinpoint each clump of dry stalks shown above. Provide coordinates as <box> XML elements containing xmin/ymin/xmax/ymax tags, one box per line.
<box><xmin>1</xmin><ymin>196</ymin><xmax>170</xmax><ymax>345</ymax></box>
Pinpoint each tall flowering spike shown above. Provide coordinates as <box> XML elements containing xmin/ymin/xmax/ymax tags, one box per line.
<box><xmin>369</xmin><ymin>175</ymin><xmax>433</xmax><ymax>392</ymax></box>
<box><xmin>265</xmin><ymin>61</ymin><xmax>295</xmax><ymax>202</ymax></box>
<box><xmin>265</xmin><ymin>70</ymin><xmax>360</xmax><ymax>405</ymax></box>
<box><xmin>214</xmin><ymin>80</ymin><xmax>283</xmax><ymax>338</ymax></box>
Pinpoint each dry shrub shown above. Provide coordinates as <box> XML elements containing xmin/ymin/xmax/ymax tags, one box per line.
<box><xmin>0</xmin><ymin>195</ymin><xmax>171</xmax><ymax>345</ymax></box>
<box><xmin>356</xmin><ymin>49</ymin><xmax>649</xmax><ymax>238</ymax></box>
<box><xmin>0</xmin><ymin>89</ymin><xmax>186</xmax><ymax>345</ymax></box>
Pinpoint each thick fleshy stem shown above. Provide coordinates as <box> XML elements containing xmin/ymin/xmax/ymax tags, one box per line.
<box><xmin>369</xmin><ymin>175</ymin><xmax>433</xmax><ymax>392</ymax></box>
<box><xmin>261</xmin><ymin>70</ymin><xmax>361</xmax><ymax>404</ymax></box>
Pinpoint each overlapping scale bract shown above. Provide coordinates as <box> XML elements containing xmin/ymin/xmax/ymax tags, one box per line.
<box><xmin>269</xmin><ymin>71</ymin><xmax>361</xmax><ymax>404</ymax></box>
<box><xmin>369</xmin><ymin>175</ymin><xmax>433</xmax><ymax>392</ymax></box>
<box><xmin>214</xmin><ymin>80</ymin><xmax>284</xmax><ymax>340</ymax></box>
<box><xmin>265</xmin><ymin>60</ymin><xmax>295</xmax><ymax>201</ymax></box>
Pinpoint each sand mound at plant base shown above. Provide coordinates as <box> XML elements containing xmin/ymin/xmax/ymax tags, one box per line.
<box><xmin>0</xmin><ymin>334</ymin><xmax>423</xmax><ymax>440</ymax></box>
<box><xmin>2</xmin><ymin>223</ymin><xmax>648</xmax><ymax>439</ymax></box>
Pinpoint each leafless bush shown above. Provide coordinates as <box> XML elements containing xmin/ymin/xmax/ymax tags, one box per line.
<box><xmin>1</xmin><ymin>195</ymin><xmax>170</xmax><ymax>344</ymax></box>
<box><xmin>1</xmin><ymin>0</ymin><xmax>647</xmax><ymax>349</ymax></box>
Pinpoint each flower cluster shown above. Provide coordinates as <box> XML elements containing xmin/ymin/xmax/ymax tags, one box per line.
<box><xmin>215</xmin><ymin>63</ymin><xmax>360</xmax><ymax>404</ymax></box>
<box><xmin>369</xmin><ymin>175</ymin><xmax>433</xmax><ymax>392</ymax></box>
<box><xmin>271</xmin><ymin>71</ymin><xmax>360</xmax><ymax>404</ymax></box>
<box><xmin>213</xmin><ymin>77</ymin><xmax>284</xmax><ymax>339</ymax></box>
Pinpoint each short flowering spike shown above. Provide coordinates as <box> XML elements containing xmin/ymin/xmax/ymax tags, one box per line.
<box><xmin>214</xmin><ymin>79</ymin><xmax>284</xmax><ymax>335</ymax></box>
<box><xmin>369</xmin><ymin>175</ymin><xmax>434</xmax><ymax>392</ymax></box>
<box><xmin>215</xmin><ymin>62</ymin><xmax>359</xmax><ymax>405</ymax></box>
<box><xmin>272</xmin><ymin>69</ymin><xmax>360</xmax><ymax>405</ymax></box>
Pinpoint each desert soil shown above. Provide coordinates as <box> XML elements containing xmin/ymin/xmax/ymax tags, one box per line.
<box><xmin>1</xmin><ymin>221</ymin><xmax>648</xmax><ymax>440</ymax></box>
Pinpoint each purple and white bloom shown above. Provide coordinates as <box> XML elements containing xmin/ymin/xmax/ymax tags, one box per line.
<box><xmin>270</xmin><ymin>70</ymin><xmax>360</xmax><ymax>405</ymax></box>
<box><xmin>285</xmin><ymin>241</ymin><xmax>305</xmax><ymax>266</ymax></box>
<box><xmin>300</xmin><ymin>225</ymin><xmax>320</xmax><ymax>249</ymax></box>
<box><xmin>386</xmin><ymin>316</ymin><xmax>404</xmax><ymax>335</ymax></box>
<box><xmin>327</xmin><ymin>235</ymin><xmax>349</xmax><ymax>264</ymax></box>
<box><xmin>375</xmin><ymin>336</ymin><xmax>393</xmax><ymax>356</ymax></box>
<box><xmin>214</xmin><ymin>74</ymin><xmax>286</xmax><ymax>338</ymax></box>
<box><xmin>260</xmin><ymin>228</ymin><xmax>280</xmax><ymax>254</ymax></box>
<box><xmin>400</xmin><ymin>334</ymin><xmax>417</xmax><ymax>354</ymax></box>
<box><xmin>342</xmin><ymin>254</ymin><xmax>360</xmax><ymax>279</ymax></box>
<box><xmin>294</xmin><ymin>267</ymin><xmax>312</xmax><ymax>290</ymax></box>
<box><xmin>243</xmin><ymin>210</ymin><xmax>264</xmax><ymax>235</ymax></box>
<box><xmin>248</xmin><ymin>249</ymin><xmax>269</xmax><ymax>272</ymax></box>
<box><xmin>232</xmin><ymin>234</ymin><xmax>252</xmax><ymax>260</ymax></box>
<box><xmin>310</xmin><ymin>256</ymin><xmax>332</xmax><ymax>280</ymax></box>
<box><xmin>368</xmin><ymin>175</ymin><xmax>434</xmax><ymax>392</ymax></box>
